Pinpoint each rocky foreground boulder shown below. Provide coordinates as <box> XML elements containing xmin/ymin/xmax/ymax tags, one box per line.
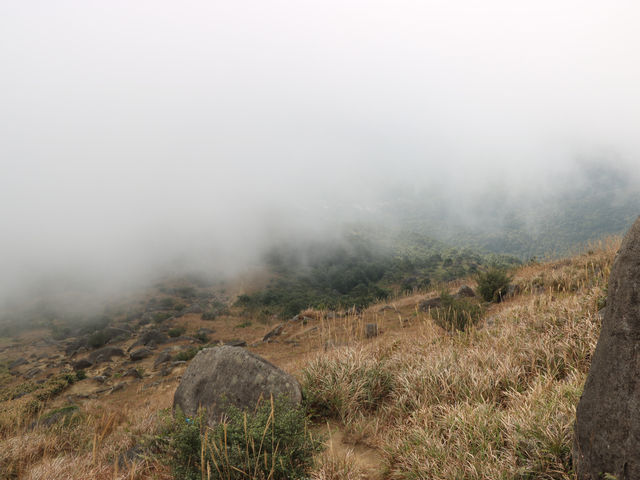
<box><xmin>574</xmin><ymin>216</ymin><xmax>640</xmax><ymax>479</ymax></box>
<box><xmin>173</xmin><ymin>345</ymin><xmax>301</xmax><ymax>425</ymax></box>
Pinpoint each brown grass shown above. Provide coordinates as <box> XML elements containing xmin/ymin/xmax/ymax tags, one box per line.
<box><xmin>0</xmin><ymin>237</ymin><xmax>620</xmax><ymax>479</ymax></box>
<box><xmin>300</xmin><ymin>238</ymin><xmax>618</xmax><ymax>479</ymax></box>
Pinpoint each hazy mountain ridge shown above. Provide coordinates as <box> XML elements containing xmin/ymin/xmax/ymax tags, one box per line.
<box><xmin>382</xmin><ymin>161</ymin><xmax>640</xmax><ymax>259</ymax></box>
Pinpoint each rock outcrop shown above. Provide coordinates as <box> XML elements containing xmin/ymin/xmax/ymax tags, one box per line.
<box><xmin>365</xmin><ymin>323</ymin><xmax>379</xmax><ymax>338</ymax></box>
<box><xmin>574</xmin><ymin>216</ymin><xmax>640</xmax><ymax>479</ymax></box>
<box><xmin>456</xmin><ymin>285</ymin><xmax>476</xmax><ymax>298</ymax></box>
<box><xmin>87</xmin><ymin>347</ymin><xmax>125</xmax><ymax>365</ymax></box>
<box><xmin>419</xmin><ymin>296</ymin><xmax>442</xmax><ymax>312</ymax></box>
<box><xmin>173</xmin><ymin>345</ymin><xmax>301</xmax><ymax>425</ymax></box>
<box><xmin>129</xmin><ymin>348</ymin><xmax>152</xmax><ymax>361</ymax></box>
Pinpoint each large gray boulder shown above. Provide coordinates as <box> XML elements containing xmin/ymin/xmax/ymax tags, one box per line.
<box><xmin>574</xmin><ymin>216</ymin><xmax>640</xmax><ymax>479</ymax></box>
<box><xmin>173</xmin><ymin>345</ymin><xmax>301</xmax><ymax>425</ymax></box>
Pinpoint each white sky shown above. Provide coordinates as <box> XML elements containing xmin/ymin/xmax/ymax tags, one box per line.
<box><xmin>1</xmin><ymin>1</ymin><xmax>640</xmax><ymax>298</ymax></box>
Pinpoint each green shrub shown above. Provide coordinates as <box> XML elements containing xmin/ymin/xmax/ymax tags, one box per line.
<box><xmin>40</xmin><ymin>405</ymin><xmax>81</xmax><ymax>427</ymax></box>
<box><xmin>174</xmin><ymin>347</ymin><xmax>199</xmax><ymax>362</ymax></box>
<box><xmin>168</xmin><ymin>326</ymin><xmax>186</xmax><ymax>338</ymax></box>
<box><xmin>193</xmin><ymin>332</ymin><xmax>209</xmax><ymax>343</ymax></box>
<box><xmin>34</xmin><ymin>373</ymin><xmax>75</xmax><ymax>402</ymax></box>
<box><xmin>165</xmin><ymin>398</ymin><xmax>321</xmax><ymax>480</ymax></box>
<box><xmin>476</xmin><ymin>267</ymin><xmax>511</xmax><ymax>302</ymax></box>
<box><xmin>51</xmin><ymin>324</ymin><xmax>71</xmax><ymax>340</ymax></box>
<box><xmin>432</xmin><ymin>292</ymin><xmax>483</xmax><ymax>332</ymax></box>
<box><xmin>160</xmin><ymin>297</ymin><xmax>177</xmax><ymax>309</ymax></box>
<box><xmin>88</xmin><ymin>330</ymin><xmax>110</xmax><ymax>349</ymax></box>
<box><xmin>153</xmin><ymin>312</ymin><xmax>173</xmax><ymax>324</ymax></box>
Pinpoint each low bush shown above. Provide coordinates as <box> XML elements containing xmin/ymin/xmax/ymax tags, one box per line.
<box><xmin>87</xmin><ymin>330</ymin><xmax>110</xmax><ymax>349</ymax></box>
<box><xmin>431</xmin><ymin>292</ymin><xmax>483</xmax><ymax>332</ymax></box>
<box><xmin>153</xmin><ymin>312</ymin><xmax>173</xmax><ymax>324</ymax></box>
<box><xmin>163</xmin><ymin>397</ymin><xmax>321</xmax><ymax>480</ymax></box>
<box><xmin>193</xmin><ymin>332</ymin><xmax>209</xmax><ymax>343</ymax></box>
<box><xmin>168</xmin><ymin>327</ymin><xmax>186</xmax><ymax>338</ymax></box>
<box><xmin>174</xmin><ymin>347</ymin><xmax>199</xmax><ymax>362</ymax></box>
<box><xmin>477</xmin><ymin>267</ymin><xmax>511</xmax><ymax>302</ymax></box>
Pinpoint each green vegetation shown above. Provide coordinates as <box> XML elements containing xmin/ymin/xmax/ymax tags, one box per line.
<box><xmin>152</xmin><ymin>311</ymin><xmax>173</xmax><ymax>324</ymax></box>
<box><xmin>432</xmin><ymin>292</ymin><xmax>484</xmax><ymax>331</ymax></box>
<box><xmin>167</xmin><ymin>326</ymin><xmax>186</xmax><ymax>338</ymax></box>
<box><xmin>160</xmin><ymin>297</ymin><xmax>178</xmax><ymax>309</ymax></box>
<box><xmin>193</xmin><ymin>331</ymin><xmax>209</xmax><ymax>343</ymax></box>
<box><xmin>174</xmin><ymin>347</ymin><xmax>199</xmax><ymax>362</ymax></box>
<box><xmin>236</xmin><ymin>232</ymin><xmax>519</xmax><ymax>318</ymax></box>
<box><xmin>299</xmin><ymin>242</ymin><xmax>615</xmax><ymax>479</ymax></box>
<box><xmin>87</xmin><ymin>329</ymin><xmax>110</xmax><ymax>349</ymax></box>
<box><xmin>202</xmin><ymin>300</ymin><xmax>230</xmax><ymax>321</ymax></box>
<box><xmin>162</xmin><ymin>399</ymin><xmax>321</xmax><ymax>480</ymax></box>
<box><xmin>477</xmin><ymin>267</ymin><xmax>511</xmax><ymax>302</ymax></box>
<box><xmin>396</xmin><ymin>161</ymin><xmax>640</xmax><ymax>260</ymax></box>
<box><xmin>40</xmin><ymin>405</ymin><xmax>81</xmax><ymax>427</ymax></box>
<box><xmin>1</xmin><ymin>372</ymin><xmax>77</xmax><ymax>412</ymax></box>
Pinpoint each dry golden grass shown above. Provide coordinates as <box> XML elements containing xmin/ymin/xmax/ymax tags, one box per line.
<box><xmin>0</xmin><ymin>401</ymin><xmax>172</xmax><ymax>479</ymax></box>
<box><xmin>0</xmin><ymin>237</ymin><xmax>620</xmax><ymax>479</ymax></box>
<box><xmin>301</xmin><ymin>238</ymin><xmax>618</xmax><ymax>479</ymax></box>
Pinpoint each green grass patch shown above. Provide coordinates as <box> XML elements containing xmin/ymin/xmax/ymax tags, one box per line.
<box><xmin>161</xmin><ymin>398</ymin><xmax>321</xmax><ymax>480</ymax></box>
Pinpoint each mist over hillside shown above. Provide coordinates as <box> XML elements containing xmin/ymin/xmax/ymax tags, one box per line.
<box><xmin>2</xmin><ymin>1</ymin><xmax>640</xmax><ymax>317</ymax></box>
<box><xmin>382</xmin><ymin>159</ymin><xmax>640</xmax><ymax>259</ymax></box>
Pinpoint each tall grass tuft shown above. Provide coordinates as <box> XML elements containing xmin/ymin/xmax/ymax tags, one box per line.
<box><xmin>301</xmin><ymin>240</ymin><xmax>616</xmax><ymax>479</ymax></box>
<box><xmin>163</xmin><ymin>396</ymin><xmax>321</xmax><ymax>480</ymax></box>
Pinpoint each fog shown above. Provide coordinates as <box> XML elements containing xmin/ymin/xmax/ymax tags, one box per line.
<box><xmin>2</xmin><ymin>1</ymin><xmax>640</xmax><ymax>307</ymax></box>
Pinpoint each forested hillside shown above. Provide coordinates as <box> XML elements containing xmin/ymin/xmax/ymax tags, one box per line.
<box><xmin>236</xmin><ymin>229</ymin><xmax>520</xmax><ymax>317</ymax></box>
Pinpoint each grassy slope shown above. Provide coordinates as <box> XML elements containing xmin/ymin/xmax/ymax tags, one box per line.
<box><xmin>0</xmin><ymin>237</ymin><xmax>616</xmax><ymax>479</ymax></box>
<box><xmin>303</xmin><ymin>238</ymin><xmax>614</xmax><ymax>479</ymax></box>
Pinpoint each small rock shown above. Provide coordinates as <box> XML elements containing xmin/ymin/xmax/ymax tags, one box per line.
<box><xmin>124</xmin><ymin>368</ymin><xmax>142</xmax><ymax>379</ymax></box>
<box><xmin>224</xmin><ymin>340</ymin><xmax>247</xmax><ymax>347</ymax></box>
<box><xmin>378</xmin><ymin>305</ymin><xmax>397</xmax><ymax>312</ymax></box>
<box><xmin>130</xmin><ymin>348</ymin><xmax>152</xmax><ymax>361</ymax></box>
<box><xmin>73</xmin><ymin>358</ymin><xmax>93</xmax><ymax>371</ymax></box>
<box><xmin>23</xmin><ymin>367</ymin><xmax>42</xmax><ymax>379</ymax></box>
<box><xmin>9</xmin><ymin>357</ymin><xmax>28</xmax><ymax>370</ymax></box>
<box><xmin>175</xmin><ymin>335</ymin><xmax>199</xmax><ymax>343</ymax></box>
<box><xmin>88</xmin><ymin>347</ymin><xmax>125</xmax><ymax>365</ymax></box>
<box><xmin>364</xmin><ymin>323</ymin><xmax>379</xmax><ymax>338</ymax></box>
<box><xmin>262</xmin><ymin>324</ymin><xmax>285</xmax><ymax>342</ymax></box>
<box><xmin>118</xmin><ymin>445</ymin><xmax>145</xmax><ymax>468</ymax></box>
<box><xmin>419</xmin><ymin>297</ymin><xmax>442</xmax><ymax>312</ymax></box>
<box><xmin>185</xmin><ymin>303</ymin><xmax>204</xmax><ymax>314</ymax></box>
<box><xmin>129</xmin><ymin>330</ymin><xmax>168</xmax><ymax>350</ymax></box>
<box><xmin>456</xmin><ymin>285</ymin><xmax>476</xmax><ymax>298</ymax></box>
<box><xmin>111</xmin><ymin>382</ymin><xmax>127</xmax><ymax>393</ymax></box>
<box><xmin>153</xmin><ymin>351</ymin><xmax>172</xmax><ymax>368</ymax></box>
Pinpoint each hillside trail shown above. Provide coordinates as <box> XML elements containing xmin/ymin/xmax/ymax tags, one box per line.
<box><xmin>319</xmin><ymin>421</ymin><xmax>386</xmax><ymax>479</ymax></box>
